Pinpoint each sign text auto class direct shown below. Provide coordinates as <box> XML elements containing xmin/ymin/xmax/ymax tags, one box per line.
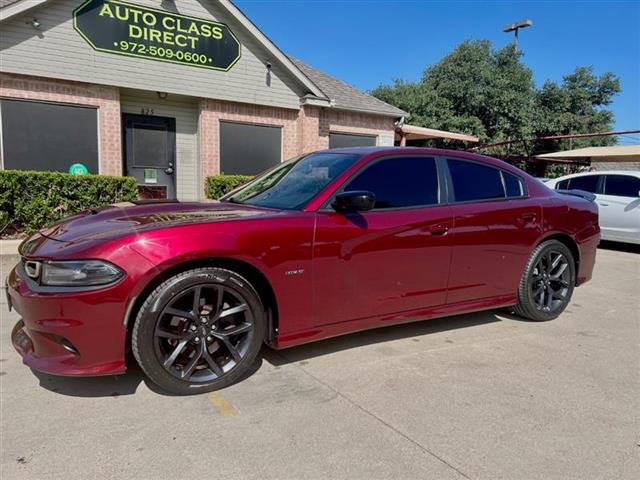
<box><xmin>74</xmin><ymin>0</ymin><xmax>241</xmax><ymax>70</ymax></box>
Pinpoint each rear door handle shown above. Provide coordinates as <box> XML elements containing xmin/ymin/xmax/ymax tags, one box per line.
<box><xmin>519</xmin><ymin>213</ymin><xmax>537</xmax><ymax>223</ymax></box>
<box><xmin>428</xmin><ymin>224</ymin><xmax>449</xmax><ymax>236</ymax></box>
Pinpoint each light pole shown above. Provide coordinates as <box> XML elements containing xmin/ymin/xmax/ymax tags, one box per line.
<box><xmin>502</xmin><ymin>19</ymin><xmax>533</xmax><ymax>51</ymax></box>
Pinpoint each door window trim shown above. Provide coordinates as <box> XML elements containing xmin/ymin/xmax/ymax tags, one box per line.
<box><xmin>442</xmin><ymin>156</ymin><xmax>529</xmax><ymax>205</ymax></box>
<box><xmin>320</xmin><ymin>154</ymin><xmax>446</xmax><ymax>212</ymax></box>
<box><xmin>602</xmin><ymin>174</ymin><xmax>640</xmax><ymax>198</ymax></box>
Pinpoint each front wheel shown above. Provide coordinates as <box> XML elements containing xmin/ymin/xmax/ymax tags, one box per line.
<box><xmin>132</xmin><ymin>267</ymin><xmax>265</xmax><ymax>395</ymax></box>
<box><xmin>513</xmin><ymin>240</ymin><xmax>576</xmax><ymax>321</ymax></box>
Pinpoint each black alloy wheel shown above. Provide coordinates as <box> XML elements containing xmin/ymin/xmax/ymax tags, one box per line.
<box><xmin>514</xmin><ymin>240</ymin><xmax>576</xmax><ymax>321</ymax></box>
<box><xmin>133</xmin><ymin>268</ymin><xmax>265</xmax><ymax>395</ymax></box>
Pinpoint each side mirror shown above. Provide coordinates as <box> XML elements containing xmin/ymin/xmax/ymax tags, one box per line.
<box><xmin>331</xmin><ymin>191</ymin><xmax>375</xmax><ymax>212</ymax></box>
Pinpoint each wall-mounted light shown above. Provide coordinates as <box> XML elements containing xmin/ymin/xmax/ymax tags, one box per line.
<box><xmin>157</xmin><ymin>92</ymin><xmax>168</xmax><ymax>99</ymax></box>
<box><xmin>28</xmin><ymin>18</ymin><xmax>41</xmax><ymax>29</ymax></box>
<box><xmin>265</xmin><ymin>61</ymin><xmax>272</xmax><ymax>87</ymax></box>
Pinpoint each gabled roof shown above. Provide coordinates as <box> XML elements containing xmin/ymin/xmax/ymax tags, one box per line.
<box><xmin>1</xmin><ymin>0</ymin><xmax>406</xmax><ymax>118</ymax></box>
<box><xmin>290</xmin><ymin>57</ymin><xmax>407</xmax><ymax>118</ymax></box>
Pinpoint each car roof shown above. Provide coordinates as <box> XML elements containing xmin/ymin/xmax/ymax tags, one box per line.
<box><xmin>317</xmin><ymin>146</ymin><xmax>493</xmax><ymax>159</ymax></box>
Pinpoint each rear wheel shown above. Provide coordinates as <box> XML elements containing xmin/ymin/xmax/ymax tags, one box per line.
<box><xmin>513</xmin><ymin>240</ymin><xmax>575</xmax><ymax>321</ymax></box>
<box><xmin>132</xmin><ymin>267</ymin><xmax>265</xmax><ymax>395</ymax></box>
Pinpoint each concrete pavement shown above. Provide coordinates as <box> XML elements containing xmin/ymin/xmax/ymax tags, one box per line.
<box><xmin>1</xmin><ymin>244</ymin><xmax>639</xmax><ymax>480</ymax></box>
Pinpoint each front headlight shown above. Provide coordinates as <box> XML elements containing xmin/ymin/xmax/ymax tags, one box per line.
<box><xmin>40</xmin><ymin>260</ymin><xmax>124</xmax><ymax>286</ymax></box>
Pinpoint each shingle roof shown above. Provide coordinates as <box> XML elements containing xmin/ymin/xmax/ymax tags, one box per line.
<box><xmin>289</xmin><ymin>57</ymin><xmax>407</xmax><ymax>118</ymax></box>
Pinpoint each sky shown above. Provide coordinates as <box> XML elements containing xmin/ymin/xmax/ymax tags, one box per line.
<box><xmin>235</xmin><ymin>0</ymin><xmax>640</xmax><ymax>138</ymax></box>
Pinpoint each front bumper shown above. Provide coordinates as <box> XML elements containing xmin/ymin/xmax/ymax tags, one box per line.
<box><xmin>7</xmin><ymin>263</ymin><xmax>129</xmax><ymax>376</ymax></box>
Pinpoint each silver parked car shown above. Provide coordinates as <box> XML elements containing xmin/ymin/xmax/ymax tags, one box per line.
<box><xmin>545</xmin><ymin>171</ymin><xmax>640</xmax><ymax>244</ymax></box>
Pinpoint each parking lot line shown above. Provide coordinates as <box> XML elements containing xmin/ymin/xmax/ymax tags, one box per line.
<box><xmin>208</xmin><ymin>391</ymin><xmax>238</xmax><ymax>416</ymax></box>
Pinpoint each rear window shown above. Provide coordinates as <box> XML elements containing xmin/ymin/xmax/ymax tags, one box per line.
<box><xmin>568</xmin><ymin>175</ymin><xmax>600</xmax><ymax>193</ymax></box>
<box><xmin>556</xmin><ymin>179</ymin><xmax>570</xmax><ymax>190</ymax></box>
<box><xmin>603</xmin><ymin>175</ymin><xmax>640</xmax><ymax>197</ymax></box>
<box><xmin>503</xmin><ymin>171</ymin><xmax>525</xmax><ymax>197</ymax></box>
<box><xmin>448</xmin><ymin>159</ymin><xmax>505</xmax><ymax>202</ymax></box>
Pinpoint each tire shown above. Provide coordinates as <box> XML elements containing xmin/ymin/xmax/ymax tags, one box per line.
<box><xmin>132</xmin><ymin>267</ymin><xmax>265</xmax><ymax>395</ymax></box>
<box><xmin>513</xmin><ymin>240</ymin><xmax>576</xmax><ymax>321</ymax></box>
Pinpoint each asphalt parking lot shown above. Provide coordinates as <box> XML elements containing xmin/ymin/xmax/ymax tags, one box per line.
<box><xmin>1</xmin><ymin>244</ymin><xmax>638</xmax><ymax>480</ymax></box>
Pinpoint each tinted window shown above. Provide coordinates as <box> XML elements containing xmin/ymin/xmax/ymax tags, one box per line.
<box><xmin>344</xmin><ymin>157</ymin><xmax>438</xmax><ymax>209</ymax></box>
<box><xmin>503</xmin><ymin>171</ymin><xmax>524</xmax><ymax>197</ymax></box>
<box><xmin>220</xmin><ymin>121</ymin><xmax>282</xmax><ymax>175</ymax></box>
<box><xmin>556</xmin><ymin>179</ymin><xmax>570</xmax><ymax>190</ymax></box>
<box><xmin>225</xmin><ymin>153</ymin><xmax>360</xmax><ymax>209</ymax></box>
<box><xmin>1</xmin><ymin>99</ymin><xmax>99</xmax><ymax>173</ymax></box>
<box><xmin>604</xmin><ymin>175</ymin><xmax>640</xmax><ymax>197</ymax></box>
<box><xmin>568</xmin><ymin>175</ymin><xmax>600</xmax><ymax>193</ymax></box>
<box><xmin>329</xmin><ymin>133</ymin><xmax>377</xmax><ymax>148</ymax></box>
<box><xmin>448</xmin><ymin>159</ymin><xmax>504</xmax><ymax>202</ymax></box>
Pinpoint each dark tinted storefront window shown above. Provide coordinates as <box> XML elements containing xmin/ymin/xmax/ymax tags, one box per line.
<box><xmin>220</xmin><ymin>121</ymin><xmax>281</xmax><ymax>175</ymax></box>
<box><xmin>329</xmin><ymin>133</ymin><xmax>376</xmax><ymax>148</ymax></box>
<box><xmin>1</xmin><ymin>100</ymin><xmax>99</xmax><ymax>173</ymax></box>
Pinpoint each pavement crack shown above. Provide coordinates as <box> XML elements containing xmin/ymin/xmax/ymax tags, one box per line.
<box><xmin>276</xmin><ymin>352</ymin><xmax>471</xmax><ymax>480</ymax></box>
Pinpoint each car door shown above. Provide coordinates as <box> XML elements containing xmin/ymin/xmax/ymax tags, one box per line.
<box><xmin>445</xmin><ymin>158</ymin><xmax>543</xmax><ymax>304</ymax></box>
<box><xmin>313</xmin><ymin>156</ymin><xmax>453</xmax><ymax>325</ymax></box>
<box><xmin>598</xmin><ymin>174</ymin><xmax>640</xmax><ymax>243</ymax></box>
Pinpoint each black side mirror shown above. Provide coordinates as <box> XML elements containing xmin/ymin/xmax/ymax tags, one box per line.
<box><xmin>331</xmin><ymin>191</ymin><xmax>375</xmax><ymax>212</ymax></box>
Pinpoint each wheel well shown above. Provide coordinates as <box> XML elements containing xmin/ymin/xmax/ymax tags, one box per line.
<box><xmin>539</xmin><ymin>234</ymin><xmax>581</xmax><ymax>283</ymax></box>
<box><xmin>124</xmin><ymin>258</ymin><xmax>279</xmax><ymax>352</ymax></box>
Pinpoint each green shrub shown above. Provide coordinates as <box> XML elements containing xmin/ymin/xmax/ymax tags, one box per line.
<box><xmin>205</xmin><ymin>174</ymin><xmax>253</xmax><ymax>199</ymax></box>
<box><xmin>0</xmin><ymin>170</ymin><xmax>138</xmax><ymax>235</ymax></box>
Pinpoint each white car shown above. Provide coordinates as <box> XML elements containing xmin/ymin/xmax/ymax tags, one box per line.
<box><xmin>545</xmin><ymin>171</ymin><xmax>640</xmax><ymax>244</ymax></box>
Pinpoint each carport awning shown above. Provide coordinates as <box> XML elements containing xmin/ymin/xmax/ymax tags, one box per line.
<box><xmin>536</xmin><ymin>145</ymin><xmax>640</xmax><ymax>163</ymax></box>
<box><xmin>395</xmin><ymin>124</ymin><xmax>479</xmax><ymax>144</ymax></box>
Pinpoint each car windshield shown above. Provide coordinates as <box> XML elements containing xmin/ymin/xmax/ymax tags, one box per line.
<box><xmin>222</xmin><ymin>152</ymin><xmax>361</xmax><ymax>209</ymax></box>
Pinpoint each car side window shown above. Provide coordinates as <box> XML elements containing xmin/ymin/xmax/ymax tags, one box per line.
<box><xmin>448</xmin><ymin>159</ymin><xmax>505</xmax><ymax>202</ymax></box>
<box><xmin>556</xmin><ymin>179</ymin><xmax>570</xmax><ymax>190</ymax></box>
<box><xmin>603</xmin><ymin>175</ymin><xmax>640</xmax><ymax>198</ymax></box>
<box><xmin>502</xmin><ymin>171</ymin><xmax>525</xmax><ymax>197</ymax></box>
<box><xmin>567</xmin><ymin>175</ymin><xmax>600</xmax><ymax>193</ymax></box>
<box><xmin>343</xmin><ymin>156</ymin><xmax>438</xmax><ymax>209</ymax></box>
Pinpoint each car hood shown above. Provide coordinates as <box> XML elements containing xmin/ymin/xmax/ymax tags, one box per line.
<box><xmin>20</xmin><ymin>201</ymin><xmax>281</xmax><ymax>252</ymax></box>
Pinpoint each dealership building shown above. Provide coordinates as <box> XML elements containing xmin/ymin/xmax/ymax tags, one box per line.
<box><xmin>0</xmin><ymin>0</ymin><xmax>477</xmax><ymax>200</ymax></box>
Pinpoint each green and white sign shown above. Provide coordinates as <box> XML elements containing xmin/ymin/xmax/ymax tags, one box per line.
<box><xmin>68</xmin><ymin>163</ymin><xmax>89</xmax><ymax>175</ymax></box>
<box><xmin>73</xmin><ymin>0</ymin><xmax>241</xmax><ymax>71</ymax></box>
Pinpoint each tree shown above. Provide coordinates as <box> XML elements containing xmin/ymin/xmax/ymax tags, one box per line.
<box><xmin>371</xmin><ymin>40</ymin><xmax>621</xmax><ymax>159</ymax></box>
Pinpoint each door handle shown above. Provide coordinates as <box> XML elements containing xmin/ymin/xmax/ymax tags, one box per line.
<box><xmin>164</xmin><ymin>167</ymin><xmax>174</xmax><ymax>175</ymax></box>
<box><xmin>519</xmin><ymin>213</ymin><xmax>537</xmax><ymax>223</ymax></box>
<box><xmin>428</xmin><ymin>224</ymin><xmax>449</xmax><ymax>236</ymax></box>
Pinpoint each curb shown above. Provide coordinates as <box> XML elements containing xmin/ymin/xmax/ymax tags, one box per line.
<box><xmin>0</xmin><ymin>239</ymin><xmax>22</xmax><ymax>256</ymax></box>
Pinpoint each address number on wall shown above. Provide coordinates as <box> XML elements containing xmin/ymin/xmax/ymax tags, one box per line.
<box><xmin>140</xmin><ymin>108</ymin><xmax>154</xmax><ymax>115</ymax></box>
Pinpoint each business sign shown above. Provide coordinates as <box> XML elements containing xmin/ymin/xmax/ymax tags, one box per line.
<box><xmin>73</xmin><ymin>0</ymin><xmax>241</xmax><ymax>71</ymax></box>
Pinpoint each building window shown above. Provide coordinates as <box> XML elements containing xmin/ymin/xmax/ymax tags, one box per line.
<box><xmin>1</xmin><ymin>99</ymin><xmax>99</xmax><ymax>173</ymax></box>
<box><xmin>219</xmin><ymin>121</ymin><xmax>282</xmax><ymax>175</ymax></box>
<box><xmin>329</xmin><ymin>132</ymin><xmax>377</xmax><ymax>149</ymax></box>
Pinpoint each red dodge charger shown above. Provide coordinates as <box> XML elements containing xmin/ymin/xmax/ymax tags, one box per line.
<box><xmin>7</xmin><ymin>148</ymin><xmax>599</xmax><ymax>394</ymax></box>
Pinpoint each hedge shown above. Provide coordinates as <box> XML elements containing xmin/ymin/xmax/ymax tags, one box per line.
<box><xmin>0</xmin><ymin>170</ymin><xmax>138</xmax><ymax>235</ymax></box>
<box><xmin>205</xmin><ymin>174</ymin><xmax>253</xmax><ymax>199</ymax></box>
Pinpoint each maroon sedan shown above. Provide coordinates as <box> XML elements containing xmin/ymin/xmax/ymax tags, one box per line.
<box><xmin>7</xmin><ymin>148</ymin><xmax>599</xmax><ymax>394</ymax></box>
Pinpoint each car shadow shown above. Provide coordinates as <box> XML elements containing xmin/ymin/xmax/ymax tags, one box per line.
<box><xmin>598</xmin><ymin>240</ymin><xmax>639</xmax><ymax>254</ymax></box>
<box><xmin>32</xmin><ymin>309</ymin><xmax>516</xmax><ymax>398</ymax></box>
<box><xmin>262</xmin><ymin>310</ymin><xmax>506</xmax><ymax>366</ymax></box>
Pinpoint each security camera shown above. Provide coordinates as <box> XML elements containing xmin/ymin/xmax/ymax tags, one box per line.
<box><xmin>265</xmin><ymin>62</ymin><xmax>272</xmax><ymax>70</ymax></box>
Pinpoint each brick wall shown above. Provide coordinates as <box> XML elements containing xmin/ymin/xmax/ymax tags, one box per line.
<box><xmin>323</xmin><ymin>109</ymin><xmax>396</xmax><ymax>140</ymax></box>
<box><xmin>0</xmin><ymin>73</ymin><xmax>122</xmax><ymax>175</ymax></box>
<box><xmin>592</xmin><ymin>162</ymin><xmax>640</xmax><ymax>171</ymax></box>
